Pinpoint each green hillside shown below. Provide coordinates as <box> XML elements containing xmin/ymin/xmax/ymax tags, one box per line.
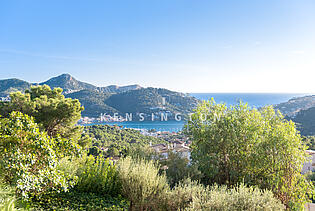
<box><xmin>292</xmin><ymin>107</ymin><xmax>315</xmax><ymax>136</ymax></box>
<box><xmin>0</xmin><ymin>78</ymin><xmax>30</xmax><ymax>97</ymax></box>
<box><xmin>65</xmin><ymin>89</ymin><xmax>118</xmax><ymax>117</ymax></box>
<box><xmin>0</xmin><ymin>74</ymin><xmax>199</xmax><ymax>118</ymax></box>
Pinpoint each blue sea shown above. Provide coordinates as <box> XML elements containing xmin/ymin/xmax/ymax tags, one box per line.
<box><xmin>190</xmin><ymin>93</ymin><xmax>307</xmax><ymax>108</ymax></box>
<box><xmin>89</xmin><ymin>93</ymin><xmax>308</xmax><ymax>132</ymax></box>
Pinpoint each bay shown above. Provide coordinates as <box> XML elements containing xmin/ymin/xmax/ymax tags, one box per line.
<box><xmin>87</xmin><ymin>93</ymin><xmax>308</xmax><ymax>132</ymax></box>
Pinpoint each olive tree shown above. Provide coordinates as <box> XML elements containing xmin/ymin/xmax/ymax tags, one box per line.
<box><xmin>186</xmin><ymin>100</ymin><xmax>313</xmax><ymax>209</ymax></box>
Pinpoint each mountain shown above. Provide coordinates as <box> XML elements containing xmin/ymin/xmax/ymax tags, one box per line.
<box><xmin>65</xmin><ymin>89</ymin><xmax>119</xmax><ymax>117</ymax></box>
<box><xmin>292</xmin><ymin>107</ymin><xmax>315</xmax><ymax>136</ymax></box>
<box><xmin>274</xmin><ymin>95</ymin><xmax>315</xmax><ymax>117</ymax></box>
<box><xmin>274</xmin><ymin>95</ymin><xmax>315</xmax><ymax>136</ymax></box>
<box><xmin>97</xmin><ymin>84</ymin><xmax>142</xmax><ymax>93</ymax></box>
<box><xmin>105</xmin><ymin>87</ymin><xmax>198</xmax><ymax>115</ymax></box>
<box><xmin>39</xmin><ymin>73</ymin><xmax>96</xmax><ymax>93</ymax></box>
<box><xmin>66</xmin><ymin>87</ymin><xmax>199</xmax><ymax>118</ymax></box>
<box><xmin>0</xmin><ymin>78</ymin><xmax>30</xmax><ymax>97</ymax></box>
<box><xmin>0</xmin><ymin>74</ymin><xmax>199</xmax><ymax>118</ymax></box>
<box><xmin>38</xmin><ymin>73</ymin><xmax>142</xmax><ymax>94</ymax></box>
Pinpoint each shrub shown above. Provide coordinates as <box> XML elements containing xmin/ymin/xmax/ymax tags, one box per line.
<box><xmin>162</xmin><ymin>179</ymin><xmax>206</xmax><ymax>210</ymax></box>
<box><xmin>0</xmin><ymin>198</ymin><xmax>15</xmax><ymax>211</ymax></box>
<box><xmin>74</xmin><ymin>155</ymin><xmax>121</xmax><ymax>196</ymax></box>
<box><xmin>117</xmin><ymin>157</ymin><xmax>169</xmax><ymax>210</ymax></box>
<box><xmin>29</xmin><ymin>191</ymin><xmax>129</xmax><ymax>211</ymax></box>
<box><xmin>160</xmin><ymin>151</ymin><xmax>202</xmax><ymax>187</ymax></box>
<box><xmin>162</xmin><ymin>179</ymin><xmax>284</xmax><ymax>211</ymax></box>
<box><xmin>0</xmin><ymin>183</ymin><xmax>15</xmax><ymax>211</ymax></box>
<box><xmin>187</xmin><ymin>101</ymin><xmax>314</xmax><ymax>208</ymax></box>
<box><xmin>0</xmin><ymin>112</ymin><xmax>78</xmax><ymax>199</ymax></box>
<box><xmin>187</xmin><ymin>183</ymin><xmax>285</xmax><ymax>211</ymax></box>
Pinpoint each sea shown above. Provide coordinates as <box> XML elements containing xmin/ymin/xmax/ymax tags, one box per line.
<box><xmin>88</xmin><ymin>93</ymin><xmax>308</xmax><ymax>132</ymax></box>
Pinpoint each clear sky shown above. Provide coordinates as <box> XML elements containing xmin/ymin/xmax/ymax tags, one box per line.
<box><xmin>0</xmin><ymin>0</ymin><xmax>314</xmax><ymax>93</ymax></box>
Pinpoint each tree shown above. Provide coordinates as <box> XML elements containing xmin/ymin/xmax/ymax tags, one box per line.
<box><xmin>0</xmin><ymin>112</ymin><xmax>80</xmax><ymax>198</ymax></box>
<box><xmin>0</xmin><ymin>85</ymin><xmax>84</xmax><ymax>140</ymax></box>
<box><xmin>159</xmin><ymin>151</ymin><xmax>201</xmax><ymax>188</ymax></box>
<box><xmin>186</xmin><ymin>100</ymin><xmax>314</xmax><ymax>209</ymax></box>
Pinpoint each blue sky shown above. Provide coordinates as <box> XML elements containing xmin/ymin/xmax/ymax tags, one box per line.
<box><xmin>0</xmin><ymin>0</ymin><xmax>314</xmax><ymax>93</ymax></box>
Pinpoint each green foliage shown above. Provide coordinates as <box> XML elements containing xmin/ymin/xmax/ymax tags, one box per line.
<box><xmin>274</xmin><ymin>95</ymin><xmax>315</xmax><ymax>118</ymax></box>
<box><xmin>117</xmin><ymin>157</ymin><xmax>169</xmax><ymax>210</ymax></box>
<box><xmin>128</xmin><ymin>145</ymin><xmax>160</xmax><ymax>161</ymax></box>
<box><xmin>292</xmin><ymin>107</ymin><xmax>315</xmax><ymax>136</ymax></box>
<box><xmin>0</xmin><ymin>182</ymin><xmax>16</xmax><ymax>211</ymax></box>
<box><xmin>0</xmin><ymin>112</ymin><xmax>79</xmax><ymax>198</ymax></box>
<box><xmin>186</xmin><ymin>100</ymin><xmax>314</xmax><ymax>209</ymax></box>
<box><xmin>162</xmin><ymin>179</ymin><xmax>284</xmax><ymax>210</ymax></box>
<box><xmin>186</xmin><ymin>183</ymin><xmax>285</xmax><ymax>211</ymax></box>
<box><xmin>75</xmin><ymin>155</ymin><xmax>121</xmax><ymax>196</ymax></box>
<box><xmin>84</xmin><ymin>125</ymin><xmax>165</xmax><ymax>157</ymax></box>
<box><xmin>105</xmin><ymin>87</ymin><xmax>198</xmax><ymax>118</ymax></box>
<box><xmin>303</xmin><ymin>136</ymin><xmax>315</xmax><ymax>150</ymax></box>
<box><xmin>160</xmin><ymin>151</ymin><xmax>202</xmax><ymax>188</ymax></box>
<box><xmin>305</xmin><ymin>171</ymin><xmax>315</xmax><ymax>187</ymax></box>
<box><xmin>29</xmin><ymin>191</ymin><xmax>129</xmax><ymax>211</ymax></box>
<box><xmin>0</xmin><ymin>85</ymin><xmax>84</xmax><ymax>139</ymax></box>
<box><xmin>0</xmin><ymin>78</ymin><xmax>30</xmax><ymax>97</ymax></box>
<box><xmin>66</xmin><ymin>89</ymin><xmax>118</xmax><ymax>118</ymax></box>
<box><xmin>0</xmin><ymin>198</ymin><xmax>15</xmax><ymax>211</ymax></box>
<box><xmin>162</xmin><ymin>179</ymin><xmax>205</xmax><ymax>210</ymax></box>
<box><xmin>0</xmin><ymin>74</ymin><xmax>199</xmax><ymax>118</ymax></box>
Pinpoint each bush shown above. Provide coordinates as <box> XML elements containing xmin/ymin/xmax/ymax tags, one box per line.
<box><xmin>187</xmin><ymin>101</ymin><xmax>314</xmax><ymax>208</ymax></box>
<box><xmin>0</xmin><ymin>182</ymin><xmax>16</xmax><ymax>211</ymax></box>
<box><xmin>162</xmin><ymin>179</ymin><xmax>284</xmax><ymax>211</ymax></box>
<box><xmin>0</xmin><ymin>198</ymin><xmax>15</xmax><ymax>211</ymax></box>
<box><xmin>160</xmin><ymin>151</ymin><xmax>202</xmax><ymax>188</ymax></box>
<box><xmin>117</xmin><ymin>157</ymin><xmax>169</xmax><ymax>210</ymax></box>
<box><xmin>162</xmin><ymin>179</ymin><xmax>205</xmax><ymax>210</ymax></box>
<box><xmin>74</xmin><ymin>155</ymin><xmax>121</xmax><ymax>196</ymax></box>
<box><xmin>187</xmin><ymin>183</ymin><xmax>285</xmax><ymax>211</ymax></box>
<box><xmin>0</xmin><ymin>112</ymin><xmax>78</xmax><ymax>199</ymax></box>
<box><xmin>29</xmin><ymin>191</ymin><xmax>129</xmax><ymax>211</ymax></box>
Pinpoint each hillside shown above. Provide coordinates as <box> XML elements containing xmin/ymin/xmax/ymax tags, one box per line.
<box><xmin>274</xmin><ymin>95</ymin><xmax>315</xmax><ymax>117</ymax></box>
<box><xmin>105</xmin><ymin>87</ymin><xmax>198</xmax><ymax>119</ymax></box>
<box><xmin>292</xmin><ymin>107</ymin><xmax>315</xmax><ymax>136</ymax></box>
<box><xmin>65</xmin><ymin>89</ymin><xmax>118</xmax><ymax>117</ymax></box>
<box><xmin>39</xmin><ymin>73</ymin><xmax>96</xmax><ymax>93</ymax></box>
<box><xmin>84</xmin><ymin>124</ymin><xmax>165</xmax><ymax>157</ymax></box>
<box><xmin>0</xmin><ymin>78</ymin><xmax>30</xmax><ymax>97</ymax></box>
<box><xmin>0</xmin><ymin>74</ymin><xmax>199</xmax><ymax>118</ymax></box>
<box><xmin>273</xmin><ymin>95</ymin><xmax>315</xmax><ymax>136</ymax></box>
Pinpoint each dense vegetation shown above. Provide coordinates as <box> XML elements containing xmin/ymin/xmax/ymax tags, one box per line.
<box><xmin>105</xmin><ymin>87</ymin><xmax>198</xmax><ymax>118</ymax></box>
<box><xmin>187</xmin><ymin>100</ymin><xmax>314</xmax><ymax>209</ymax></box>
<box><xmin>116</xmin><ymin>157</ymin><xmax>284</xmax><ymax>211</ymax></box>
<box><xmin>304</xmin><ymin>136</ymin><xmax>315</xmax><ymax>150</ymax></box>
<box><xmin>0</xmin><ymin>79</ymin><xmax>30</xmax><ymax>97</ymax></box>
<box><xmin>274</xmin><ymin>95</ymin><xmax>315</xmax><ymax>117</ymax></box>
<box><xmin>0</xmin><ymin>74</ymin><xmax>199</xmax><ymax>118</ymax></box>
<box><xmin>84</xmin><ymin>124</ymin><xmax>165</xmax><ymax>157</ymax></box>
<box><xmin>0</xmin><ymin>85</ymin><xmax>313</xmax><ymax>210</ymax></box>
<box><xmin>274</xmin><ymin>95</ymin><xmax>315</xmax><ymax>136</ymax></box>
<box><xmin>292</xmin><ymin>106</ymin><xmax>315</xmax><ymax>136</ymax></box>
<box><xmin>66</xmin><ymin>89</ymin><xmax>118</xmax><ymax>117</ymax></box>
